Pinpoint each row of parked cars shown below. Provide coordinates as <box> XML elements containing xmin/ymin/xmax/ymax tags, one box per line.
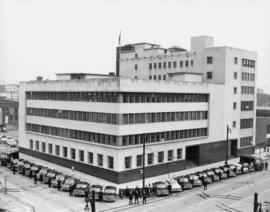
<box><xmin>151</xmin><ymin>155</ymin><xmax>264</xmax><ymax>196</ymax></box>
<box><xmin>0</xmin><ymin>134</ymin><xmax>18</xmax><ymax>147</ymax></box>
<box><xmin>7</xmin><ymin>158</ymin><xmax>118</xmax><ymax>202</ymax></box>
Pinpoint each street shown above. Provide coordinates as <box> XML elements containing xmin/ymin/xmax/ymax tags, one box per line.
<box><xmin>1</xmin><ymin>164</ymin><xmax>270</xmax><ymax>212</ymax></box>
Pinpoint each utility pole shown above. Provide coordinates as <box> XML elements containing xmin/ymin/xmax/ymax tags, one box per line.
<box><xmin>4</xmin><ymin>175</ymin><xmax>7</xmax><ymax>194</ymax></box>
<box><xmin>254</xmin><ymin>192</ymin><xmax>258</xmax><ymax>212</ymax></box>
<box><xmin>142</xmin><ymin>134</ymin><xmax>146</xmax><ymax>190</ymax></box>
<box><xmin>226</xmin><ymin>125</ymin><xmax>231</xmax><ymax>162</ymax></box>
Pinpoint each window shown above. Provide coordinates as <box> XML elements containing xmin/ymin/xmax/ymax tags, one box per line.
<box><xmin>135</xmin><ymin>53</ymin><xmax>138</xmax><ymax>58</ymax></box>
<box><xmin>136</xmin><ymin>155</ymin><xmax>142</xmax><ymax>167</ymax></box>
<box><xmin>163</xmin><ymin>75</ymin><xmax>166</xmax><ymax>80</ymax></box>
<box><xmin>173</xmin><ymin>61</ymin><xmax>177</xmax><ymax>68</ymax></box>
<box><xmin>191</xmin><ymin>60</ymin><xmax>194</xmax><ymax>66</ymax></box>
<box><xmin>153</xmin><ymin>75</ymin><xmax>156</xmax><ymax>80</ymax></box>
<box><xmin>158</xmin><ymin>151</ymin><xmax>164</xmax><ymax>163</ymax></box>
<box><xmin>79</xmin><ymin>150</ymin><xmax>84</xmax><ymax>162</ymax></box>
<box><xmin>88</xmin><ymin>152</ymin><xmax>93</xmax><ymax>164</ymax></box>
<box><xmin>149</xmin><ymin>63</ymin><xmax>152</xmax><ymax>70</ymax></box>
<box><xmin>35</xmin><ymin>140</ymin><xmax>39</xmax><ymax>151</ymax></box>
<box><xmin>125</xmin><ymin>156</ymin><xmax>132</xmax><ymax>169</ymax></box>
<box><xmin>240</xmin><ymin>119</ymin><xmax>253</xmax><ymax>129</ymax></box>
<box><xmin>207</xmin><ymin>56</ymin><xmax>213</xmax><ymax>64</ymax></box>
<box><xmin>63</xmin><ymin>146</ymin><xmax>67</xmax><ymax>158</ymax></box>
<box><xmin>149</xmin><ymin>75</ymin><xmax>152</xmax><ymax>80</ymax></box>
<box><xmin>234</xmin><ymin>57</ymin><xmax>238</xmax><ymax>64</ymax></box>
<box><xmin>234</xmin><ymin>87</ymin><xmax>237</xmax><ymax>94</ymax></box>
<box><xmin>168</xmin><ymin>150</ymin><xmax>173</xmax><ymax>161</ymax></box>
<box><xmin>98</xmin><ymin>154</ymin><xmax>103</xmax><ymax>166</ymax></box>
<box><xmin>135</xmin><ymin>64</ymin><xmax>138</xmax><ymax>70</ymax></box>
<box><xmin>48</xmin><ymin>143</ymin><xmax>53</xmax><ymax>154</ymax></box>
<box><xmin>29</xmin><ymin>139</ymin><xmax>33</xmax><ymax>149</ymax></box>
<box><xmin>207</xmin><ymin>72</ymin><xmax>212</xmax><ymax>79</ymax></box>
<box><xmin>233</xmin><ymin>121</ymin><xmax>236</xmax><ymax>128</ymax></box>
<box><xmin>233</xmin><ymin>102</ymin><xmax>237</xmax><ymax>110</ymax></box>
<box><xmin>154</xmin><ymin>63</ymin><xmax>157</xmax><ymax>69</ymax></box>
<box><xmin>177</xmin><ymin>149</ymin><xmax>182</xmax><ymax>159</ymax></box>
<box><xmin>234</xmin><ymin>72</ymin><xmax>238</xmax><ymax>79</ymax></box>
<box><xmin>55</xmin><ymin>145</ymin><xmax>60</xmax><ymax>156</ymax></box>
<box><xmin>168</xmin><ymin>62</ymin><xmax>171</xmax><ymax>68</ymax></box>
<box><xmin>185</xmin><ymin>60</ymin><xmax>189</xmax><ymax>67</ymax></box>
<box><xmin>158</xmin><ymin>63</ymin><xmax>162</xmax><ymax>69</ymax></box>
<box><xmin>180</xmin><ymin>61</ymin><xmax>183</xmax><ymax>68</ymax></box>
<box><xmin>42</xmin><ymin>142</ymin><xmax>46</xmax><ymax>152</ymax></box>
<box><xmin>70</xmin><ymin>148</ymin><xmax>76</xmax><ymax>160</ymax></box>
<box><xmin>163</xmin><ymin>62</ymin><xmax>166</xmax><ymax>69</ymax></box>
<box><xmin>240</xmin><ymin>136</ymin><xmax>253</xmax><ymax>147</ymax></box>
<box><xmin>241</xmin><ymin>101</ymin><xmax>254</xmax><ymax>111</ymax></box>
<box><xmin>147</xmin><ymin>153</ymin><xmax>154</xmax><ymax>165</ymax></box>
<box><xmin>108</xmin><ymin>156</ymin><xmax>114</xmax><ymax>169</ymax></box>
<box><xmin>158</xmin><ymin>75</ymin><xmax>161</xmax><ymax>80</ymax></box>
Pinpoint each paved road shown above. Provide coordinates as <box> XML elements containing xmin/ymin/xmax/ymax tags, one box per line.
<box><xmin>1</xmin><ymin>165</ymin><xmax>270</xmax><ymax>212</ymax></box>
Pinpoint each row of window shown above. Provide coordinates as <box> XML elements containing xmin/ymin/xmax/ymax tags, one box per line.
<box><xmin>149</xmin><ymin>75</ymin><xmax>166</xmax><ymax>80</ymax></box>
<box><xmin>26</xmin><ymin>92</ymin><xmax>209</xmax><ymax>103</ymax></box>
<box><xmin>242</xmin><ymin>59</ymin><xmax>255</xmax><ymax>68</ymax></box>
<box><xmin>241</xmin><ymin>86</ymin><xmax>255</xmax><ymax>94</ymax></box>
<box><xmin>241</xmin><ymin>101</ymin><xmax>254</xmax><ymax>111</ymax></box>
<box><xmin>125</xmin><ymin>149</ymin><xmax>183</xmax><ymax>169</ymax></box>
<box><xmin>29</xmin><ymin>140</ymin><xmax>113</xmax><ymax>169</ymax></box>
<box><xmin>242</xmin><ymin>72</ymin><xmax>255</xmax><ymax>81</ymax></box>
<box><xmin>240</xmin><ymin>136</ymin><xmax>253</xmax><ymax>148</ymax></box>
<box><xmin>240</xmin><ymin>119</ymin><xmax>253</xmax><ymax>129</ymax></box>
<box><xmin>122</xmin><ymin>128</ymin><xmax>208</xmax><ymax>146</ymax></box>
<box><xmin>26</xmin><ymin>108</ymin><xmax>208</xmax><ymax>125</ymax></box>
<box><xmin>123</xmin><ymin>111</ymin><xmax>208</xmax><ymax>124</ymax></box>
<box><xmin>26</xmin><ymin>123</ymin><xmax>208</xmax><ymax>146</ymax></box>
<box><xmin>148</xmin><ymin>60</ymin><xmax>194</xmax><ymax>70</ymax></box>
<box><xmin>26</xmin><ymin>123</ymin><xmax>117</xmax><ymax>146</ymax></box>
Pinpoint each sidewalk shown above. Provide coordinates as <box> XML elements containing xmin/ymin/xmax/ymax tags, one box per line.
<box><xmin>20</xmin><ymin>151</ymin><xmax>270</xmax><ymax>190</ymax></box>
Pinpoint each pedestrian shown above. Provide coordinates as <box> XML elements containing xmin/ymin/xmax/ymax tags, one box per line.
<box><xmin>119</xmin><ymin>189</ymin><xmax>124</xmax><ymax>199</ymax></box>
<box><xmin>168</xmin><ymin>184</ymin><xmax>172</xmax><ymax>196</ymax></box>
<box><xmin>57</xmin><ymin>179</ymin><xmax>61</xmax><ymax>191</ymax></box>
<box><xmin>12</xmin><ymin>165</ymin><xmax>16</xmax><ymax>175</ymax></box>
<box><xmin>134</xmin><ymin>190</ymin><xmax>139</xmax><ymax>204</ymax></box>
<box><xmin>98</xmin><ymin>188</ymin><xmax>103</xmax><ymax>202</ymax></box>
<box><xmin>48</xmin><ymin>177</ymin><xmax>52</xmax><ymax>188</ymax></box>
<box><xmin>125</xmin><ymin>186</ymin><xmax>129</xmax><ymax>198</ymax></box>
<box><xmin>265</xmin><ymin>161</ymin><xmax>268</xmax><ymax>170</ymax></box>
<box><xmin>142</xmin><ymin>189</ymin><xmax>147</xmax><ymax>204</ymax></box>
<box><xmin>69</xmin><ymin>184</ymin><xmax>75</xmax><ymax>196</ymax></box>
<box><xmin>33</xmin><ymin>173</ymin><xmax>37</xmax><ymax>184</ymax></box>
<box><xmin>40</xmin><ymin>174</ymin><xmax>43</xmax><ymax>182</ymax></box>
<box><xmin>128</xmin><ymin>191</ymin><xmax>133</xmax><ymax>205</ymax></box>
<box><xmin>203</xmin><ymin>180</ymin><xmax>207</xmax><ymax>190</ymax></box>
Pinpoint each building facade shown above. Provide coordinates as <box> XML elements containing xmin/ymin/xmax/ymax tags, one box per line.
<box><xmin>19</xmin><ymin>36</ymin><xmax>257</xmax><ymax>184</ymax></box>
<box><xmin>0</xmin><ymin>100</ymin><xmax>19</xmax><ymax>128</ymax></box>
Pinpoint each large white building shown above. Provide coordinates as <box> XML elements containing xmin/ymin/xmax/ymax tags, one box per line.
<box><xmin>19</xmin><ymin>36</ymin><xmax>257</xmax><ymax>184</ymax></box>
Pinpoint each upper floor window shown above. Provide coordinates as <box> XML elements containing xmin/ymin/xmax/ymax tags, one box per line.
<box><xmin>234</xmin><ymin>87</ymin><xmax>237</xmax><ymax>94</ymax></box>
<box><xmin>207</xmin><ymin>72</ymin><xmax>213</xmax><ymax>79</ymax></box>
<box><xmin>88</xmin><ymin>152</ymin><xmax>93</xmax><ymax>164</ymax></box>
<box><xmin>148</xmin><ymin>153</ymin><xmax>154</xmax><ymax>165</ymax></box>
<box><xmin>180</xmin><ymin>61</ymin><xmax>183</xmax><ymax>68</ymax></box>
<box><xmin>125</xmin><ymin>156</ymin><xmax>132</xmax><ymax>169</ymax></box>
<box><xmin>234</xmin><ymin>72</ymin><xmax>238</xmax><ymax>79</ymax></box>
<box><xmin>234</xmin><ymin>57</ymin><xmax>238</xmax><ymax>64</ymax></box>
<box><xmin>149</xmin><ymin>63</ymin><xmax>152</xmax><ymax>70</ymax></box>
<box><xmin>135</xmin><ymin>53</ymin><xmax>138</xmax><ymax>58</ymax></box>
<box><xmin>168</xmin><ymin>62</ymin><xmax>171</xmax><ymax>68</ymax></box>
<box><xmin>134</xmin><ymin>64</ymin><xmax>138</xmax><ymax>70</ymax></box>
<box><xmin>191</xmin><ymin>60</ymin><xmax>194</xmax><ymax>66</ymax></box>
<box><xmin>154</xmin><ymin>63</ymin><xmax>157</xmax><ymax>69</ymax></box>
<box><xmin>207</xmin><ymin>56</ymin><xmax>213</xmax><ymax>64</ymax></box>
<box><xmin>98</xmin><ymin>154</ymin><xmax>103</xmax><ymax>167</ymax></box>
<box><xmin>158</xmin><ymin>62</ymin><xmax>162</xmax><ymax>69</ymax></box>
<box><xmin>163</xmin><ymin>62</ymin><xmax>166</xmax><ymax>69</ymax></box>
<box><xmin>108</xmin><ymin>156</ymin><xmax>114</xmax><ymax>169</ymax></box>
<box><xmin>173</xmin><ymin>61</ymin><xmax>177</xmax><ymax>68</ymax></box>
<box><xmin>185</xmin><ymin>60</ymin><xmax>189</xmax><ymax>67</ymax></box>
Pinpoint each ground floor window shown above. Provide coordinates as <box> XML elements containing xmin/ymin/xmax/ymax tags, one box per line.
<box><xmin>125</xmin><ymin>156</ymin><xmax>132</xmax><ymax>169</ymax></box>
<box><xmin>98</xmin><ymin>154</ymin><xmax>103</xmax><ymax>167</ymax></box>
<box><xmin>108</xmin><ymin>156</ymin><xmax>114</xmax><ymax>169</ymax></box>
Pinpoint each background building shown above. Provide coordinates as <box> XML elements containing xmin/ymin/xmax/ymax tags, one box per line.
<box><xmin>19</xmin><ymin>36</ymin><xmax>257</xmax><ymax>184</ymax></box>
<box><xmin>0</xmin><ymin>99</ymin><xmax>19</xmax><ymax>129</ymax></box>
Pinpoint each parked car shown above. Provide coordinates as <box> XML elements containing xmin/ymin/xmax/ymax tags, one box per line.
<box><xmin>103</xmin><ymin>186</ymin><xmax>117</xmax><ymax>202</ymax></box>
<box><xmin>241</xmin><ymin>163</ymin><xmax>250</xmax><ymax>174</ymax></box>
<box><xmin>197</xmin><ymin>172</ymin><xmax>212</xmax><ymax>184</ymax></box>
<box><xmin>61</xmin><ymin>177</ymin><xmax>79</xmax><ymax>191</ymax></box>
<box><xmin>167</xmin><ymin>179</ymin><xmax>182</xmax><ymax>192</ymax></box>
<box><xmin>27</xmin><ymin>164</ymin><xmax>40</xmax><ymax>177</ymax></box>
<box><xmin>176</xmin><ymin>177</ymin><xmax>193</xmax><ymax>190</ymax></box>
<box><xmin>23</xmin><ymin>162</ymin><xmax>33</xmax><ymax>176</ymax></box>
<box><xmin>248</xmin><ymin>162</ymin><xmax>256</xmax><ymax>172</ymax></box>
<box><xmin>213</xmin><ymin>168</ymin><xmax>227</xmax><ymax>179</ymax></box>
<box><xmin>187</xmin><ymin>174</ymin><xmax>202</xmax><ymax>187</ymax></box>
<box><xmin>240</xmin><ymin>155</ymin><xmax>264</xmax><ymax>171</ymax></box>
<box><xmin>12</xmin><ymin>159</ymin><xmax>20</xmax><ymax>171</ymax></box>
<box><xmin>234</xmin><ymin>164</ymin><xmax>243</xmax><ymax>175</ymax></box>
<box><xmin>18</xmin><ymin>160</ymin><xmax>27</xmax><ymax>175</ymax></box>
<box><xmin>43</xmin><ymin>170</ymin><xmax>59</xmax><ymax>184</ymax></box>
<box><xmin>90</xmin><ymin>184</ymin><xmax>103</xmax><ymax>200</ymax></box>
<box><xmin>153</xmin><ymin>181</ymin><xmax>169</xmax><ymax>196</ymax></box>
<box><xmin>206</xmin><ymin>170</ymin><xmax>220</xmax><ymax>182</ymax></box>
<box><xmin>220</xmin><ymin>166</ymin><xmax>236</xmax><ymax>177</ymax></box>
<box><xmin>73</xmin><ymin>181</ymin><xmax>89</xmax><ymax>196</ymax></box>
<box><xmin>52</xmin><ymin>174</ymin><xmax>67</xmax><ymax>187</ymax></box>
<box><xmin>37</xmin><ymin>167</ymin><xmax>49</xmax><ymax>181</ymax></box>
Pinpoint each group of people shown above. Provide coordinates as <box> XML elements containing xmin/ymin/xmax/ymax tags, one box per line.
<box><xmin>125</xmin><ymin>187</ymin><xmax>147</xmax><ymax>205</ymax></box>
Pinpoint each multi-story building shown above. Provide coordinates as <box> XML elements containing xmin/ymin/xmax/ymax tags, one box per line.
<box><xmin>19</xmin><ymin>36</ymin><xmax>257</xmax><ymax>184</ymax></box>
<box><xmin>0</xmin><ymin>99</ymin><xmax>19</xmax><ymax>128</ymax></box>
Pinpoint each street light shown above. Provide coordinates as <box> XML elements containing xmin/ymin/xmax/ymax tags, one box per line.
<box><xmin>226</xmin><ymin>125</ymin><xmax>232</xmax><ymax>162</ymax></box>
<box><xmin>142</xmin><ymin>134</ymin><xmax>146</xmax><ymax>190</ymax></box>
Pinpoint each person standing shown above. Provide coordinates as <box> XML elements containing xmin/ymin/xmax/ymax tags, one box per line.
<box><xmin>265</xmin><ymin>161</ymin><xmax>268</xmax><ymax>170</ymax></box>
<box><xmin>12</xmin><ymin>165</ymin><xmax>16</xmax><ymax>175</ymax></box>
<box><xmin>98</xmin><ymin>188</ymin><xmax>103</xmax><ymax>202</ymax></box>
<box><xmin>142</xmin><ymin>189</ymin><xmax>147</xmax><ymax>204</ymax></box>
<box><xmin>203</xmin><ymin>180</ymin><xmax>207</xmax><ymax>190</ymax></box>
<box><xmin>33</xmin><ymin>173</ymin><xmax>37</xmax><ymax>184</ymax></box>
<box><xmin>57</xmin><ymin>179</ymin><xmax>61</xmax><ymax>191</ymax></box>
<box><xmin>48</xmin><ymin>177</ymin><xmax>52</xmax><ymax>188</ymax></box>
<box><xmin>168</xmin><ymin>184</ymin><xmax>172</xmax><ymax>196</ymax></box>
<box><xmin>69</xmin><ymin>184</ymin><xmax>75</xmax><ymax>196</ymax></box>
<box><xmin>134</xmin><ymin>190</ymin><xmax>139</xmax><ymax>204</ymax></box>
<box><xmin>128</xmin><ymin>191</ymin><xmax>133</xmax><ymax>205</ymax></box>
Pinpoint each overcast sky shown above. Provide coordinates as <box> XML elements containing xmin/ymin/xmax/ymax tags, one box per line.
<box><xmin>0</xmin><ymin>0</ymin><xmax>270</xmax><ymax>92</ymax></box>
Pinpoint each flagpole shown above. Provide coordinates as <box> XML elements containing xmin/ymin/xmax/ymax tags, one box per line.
<box><xmin>116</xmin><ymin>31</ymin><xmax>121</xmax><ymax>76</ymax></box>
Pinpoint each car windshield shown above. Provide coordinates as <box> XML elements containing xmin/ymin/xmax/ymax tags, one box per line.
<box><xmin>25</xmin><ymin>164</ymin><xmax>30</xmax><ymax>168</ymax></box>
<box><xmin>40</xmin><ymin>169</ymin><xmax>47</xmax><ymax>174</ymax></box>
<box><xmin>77</xmin><ymin>183</ymin><xmax>87</xmax><ymax>189</ymax></box>
<box><xmin>48</xmin><ymin>173</ymin><xmax>55</xmax><ymax>177</ymax></box>
<box><xmin>91</xmin><ymin>185</ymin><xmax>102</xmax><ymax>190</ymax></box>
<box><xmin>13</xmin><ymin>159</ymin><xmax>19</xmax><ymax>164</ymax></box>
<box><xmin>31</xmin><ymin>166</ymin><xmax>39</xmax><ymax>170</ymax></box>
<box><xmin>190</xmin><ymin>175</ymin><xmax>199</xmax><ymax>180</ymax></box>
<box><xmin>207</xmin><ymin>171</ymin><xmax>214</xmax><ymax>175</ymax></box>
<box><xmin>105</xmin><ymin>188</ymin><xmax>116</xmax><ymax>193</ymax></box>
<box><xmin>65</xmin><ymin>178</ymin><xmax>75</xmax><ymax>184</ymax></box>
<box><xmin>180</xmin><ymin>178</ymin><xmax>188</xmax><ymax>182</ymax></box>
<box><xmin>215</xmin><ymin>169</ymin><xmax>221</xmax><ymax>172</ymax></box>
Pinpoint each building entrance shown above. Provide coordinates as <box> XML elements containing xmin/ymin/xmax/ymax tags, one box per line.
<box><xmin>185</xmin><ymin>145</ymin><xmax>200</xmax><ymax>167</ymax></box>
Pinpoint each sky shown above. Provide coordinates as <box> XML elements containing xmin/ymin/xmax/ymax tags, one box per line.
<box><xmin>0</xmin><ymin>0</ymin><xmax>270</xmax><ymax>92</ymax></box>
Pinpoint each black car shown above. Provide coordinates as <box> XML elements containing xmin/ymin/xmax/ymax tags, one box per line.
<box><xmin>73</xmin><ymin>181</ymin><xmax>90</xmax><ymax>196</ymax></box>
<box><xmin>61</xmin><ymin>177</ymin><xmax>79</xmax><ymax>191</ymax></box>
<box><xmin>43</xmin><ymin>170</ymin><xmax>60</xmax><ymax>184</ymax></box>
